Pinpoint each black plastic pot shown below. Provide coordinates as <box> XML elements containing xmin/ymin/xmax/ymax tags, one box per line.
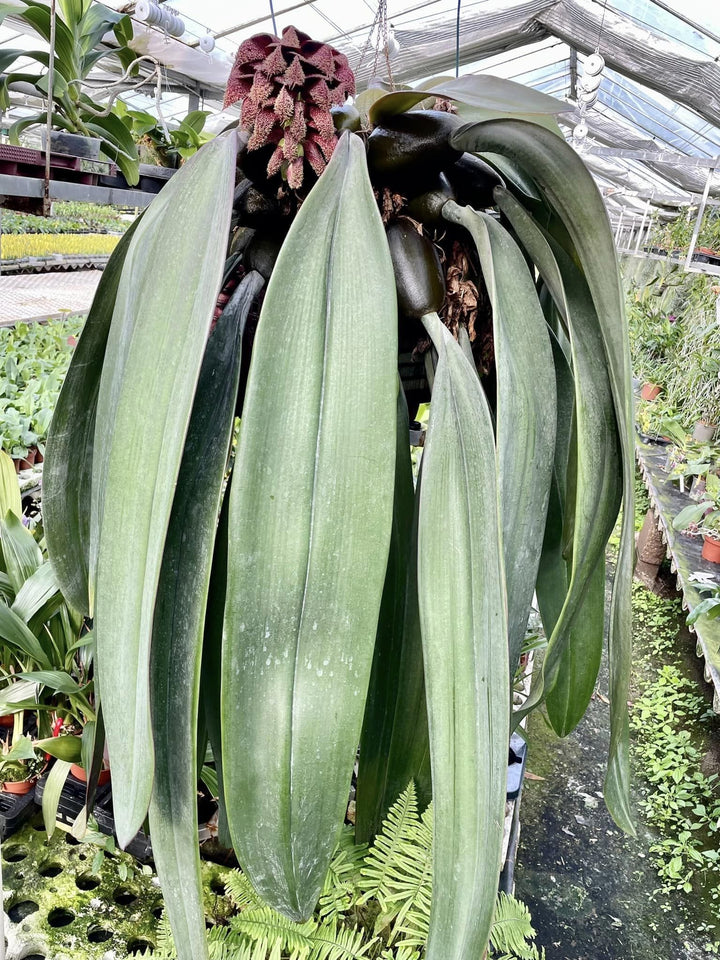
<box><xmin>42</xmin><ymin>129</ymin><xmax>101</xmax><ymax>161</ymax></box>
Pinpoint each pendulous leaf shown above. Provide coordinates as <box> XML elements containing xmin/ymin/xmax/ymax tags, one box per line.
<box><xmin>223</xmin><ymin>131</ymin><xmax>398</xmax><ymax>920</ymax></box>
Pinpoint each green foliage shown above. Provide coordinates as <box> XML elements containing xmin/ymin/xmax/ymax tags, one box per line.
<box><xmin>1</xmin><ymin>233</ymin><xmax>120</xmax><ymax>260</ymax></box>
<box><xmin>113</xmin><ymin>100</ymin><xmax>212</xmax><ymax>167</ymax></box>
<box><xmin>627</xmin><ymin>261</ymin><xmax>720</xmax><ymax>426</ymax></box>
<box><xmin>630</xmin><ymin>583</ymin><xmax>720</xmax><ymax>908</ymax></box>
<box><xmin>0</xmin><ymin>316</ymin><xmax>83</xmax><ymax>457</ymax></box>
<box><xmin>650</xmin><ymin>207</ymin><xmax>720</xmax><ymax>257</ymax></box>
<box><xmin>0</xmin><ymin>201</ymin><xmax>131</xmax><ymax>235</ymax></box>
<box><xmin>0</xmin><ymin>0</ymin><xmax>141</xmax><ymax>183</ymax></box>
<box><xmin>149</xmin><ymin>784</ymin><xmax>544</xmax><ymax>960</ymax></box>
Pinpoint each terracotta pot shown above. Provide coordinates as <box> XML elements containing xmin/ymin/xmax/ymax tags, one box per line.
<box><xmin>70</xmin><ymin>763</ymin><xmax>111</xmax><ymax>786</ymax></box>
<box><xmin>701</xmin><ymin>535</ymin><xmax>720</xmax><ymax>564</ymax></box>
<box><xmin>2</xmin><ymin>777</ymin><xmax>36</xmax><ymax>795</ymax></box>
<box><xmin>641</xmin><ymin>383</ymin><xmax>662</xmax><ymax>402</ymax></box>
<box><xmin>0</xmin><ymin>715</ymin><xmax>14</xmax><ymax>729</ymax></box>
<box><xmin>34</xmin><ymin>447</ymin><xmax>44</xmax><ymax>464</ymax></box>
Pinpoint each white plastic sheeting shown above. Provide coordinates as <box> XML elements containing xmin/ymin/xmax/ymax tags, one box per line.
<box><xmin>1</xmin><ymin>0</ymin><xmax>720</xmax><ymax>221</ymax></box>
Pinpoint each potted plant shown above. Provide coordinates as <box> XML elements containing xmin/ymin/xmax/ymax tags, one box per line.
<box><xmin>113</xmin><ymin>101</ymin><xmax>212</xmax><ymax>170</ymax></box>
<box><xmin>673</xmin><ymin>472</ymin><xmax>720</xmax><ymax>562</ymax></box>
<box><xmin>0</xmin><ymin>0</ymin><xmax>141</xmax><ymax>185</ymax></box>
<box><xmin>0</xmin><ymin>734</ymin><xmax>44</xmax><ymax>794</ymax></box>
<box><xmin>641</xmin><ymin>381</ymin><xmax>662</xmax><ymax>401</ymax></box>
<box><xmin>42</xmin><ymin>27</ymin><xmax>636</xmax><ymax>960</ymax></box>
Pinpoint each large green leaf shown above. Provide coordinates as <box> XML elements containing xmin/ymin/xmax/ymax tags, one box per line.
<box><xmin>356</xmin><ymin>386</ymin><xmax>430</xmax><ymax>843</ymax></box>
<box><xmin>418</xmin><ymin>312</ymin><xmax>508</xmax><ymax>960</ymax></box>
<box><xmin>493</xmin><ymin>188</ymin><xmax>621</xmax><ymax>735</ymax></box>
<box><xmin>12</xmin><ymin>562</ymin><xmax>62</xmax><ymax>633</ymax></box>
<box><xmin>0</xmin><ymin>451</ymin><xmax>21</xmax><ymax>521</ymax></box>
<box><xmin>369</xmin><ymin>75</ymin><xmax>564</xmax><ymax>128</ymax></box>
<box><xmin>149</xmin><ymin>271</ymin><xmax>263</xmax><ymax>960</ymax></box>
<box><xmin>0</xmin><ymin>678</ymin><xmax>39</xmax><ymax>714</ymax></box>
<box><xmin>92</xmin><ymin>131</ymin><xmax>237</xmax><ymax>846</ymax></box>
<box><xmin>85</xmin><ymin>113</ymin><xmax>140</xmax><ymax>186</ymax></box>
<box><xmin>223</xmin><ymin>132</ymin><xmax>398</xmax><ymax>920</ymax></box>
<box><xmin>535</xmin><ymin>332</ymin><xmax>574</xmax><ymax>639</ymax></box>
<box><xmin>0</xmin><ymin>605</ymin><xmax>49</xmax><ymax>668</ymax></box>
<box><xmin>442</xmin><ymin>201</ymin><xmax>556</xmax><ymax>683</ymax></box>
<box><xmin>44</xmin><ymin>218</ymin><xmax>141</xmax><ymax>616</ymax></box>
<box><xmin>451</xmin><ymin>120</ymin><xmax>634</xmax><ymax>832</ymax></box>
<box><xmin>1</xmin><ymin>511</ymin><xmax>42</xmax><ymax>595</ymax></box>
<box><xmin>42</xmin><ymin>759</ymin><xmax>72</xmax><ymax>837</ymax></box>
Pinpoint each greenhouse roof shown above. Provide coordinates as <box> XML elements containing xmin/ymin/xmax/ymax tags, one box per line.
<box><xmin>1</xmin><ymin>0</ymin><xmax>719</xmax><ymax>227</ymax></box>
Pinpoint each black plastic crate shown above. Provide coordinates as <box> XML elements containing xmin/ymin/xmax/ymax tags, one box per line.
<box><xmin>0</xmin><ymin>787</ymin><xmax>37</xmax><ymax>839</ymax></box>
<box><xmin>35</xmin><ymin>772</ymin><xmax>153</xmax><ymax>861</ymax></box>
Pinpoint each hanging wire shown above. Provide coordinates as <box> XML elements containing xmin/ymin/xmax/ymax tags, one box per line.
<box><xmin>455</xmin><ymin>0</ymin><xmax>462</xmax><ymax>78</ymax></box>
<box><xmin>354</xmin><ymin>1</ymin><xmax>394</xmax><ymax>90</ymax></box>
<box><xmin>596</xmin><ymin>0</ymin><xmax>610</xmax><ymax>53</ymax></box>
<box><xmin>269</xmin><ymin>0</ymin><xmax>277</xmax><ymax>36</ymax></box>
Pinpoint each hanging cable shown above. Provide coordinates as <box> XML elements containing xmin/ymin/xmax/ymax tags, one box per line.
<box><xmin>596</xmin><ymin>0</ymin><xmax>609</xmax><ymax>53</ymax></box>
<box><xmin>269</xmin><ymin>0</ymin><xmax>277</xmax><ymax>36</ymax></box>
<box><xmin>455</xmin><ymin>0</ymin><xmax>462</xmax><ymax>78</ymax></box>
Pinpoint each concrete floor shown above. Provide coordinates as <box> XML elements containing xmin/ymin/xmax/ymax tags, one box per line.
<box><xmin>515</xmin><ymin>578</ymin><xmax>719</xmax><ymax>959</ymax></box>
<box><xmin>0</xmin><ymin>269</ymin><xmax>101</xmax><ymax>324</ymax></box>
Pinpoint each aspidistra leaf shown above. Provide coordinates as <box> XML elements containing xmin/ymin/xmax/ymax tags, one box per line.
<box><xmin>92</xmin><ymin>131</ymin><xmax>237</xmax><ymax>846</ymax></box>
<box><xmin>223</xmin><ymin>132</ymin><xmax>398</xmax><ymax>919</ymax></box>
<box><xmin>418</xmin><ymin>311</ymin><xmax>509</xmax><ymax>960</ymax></box>
<box><xmin>442</xmin><ymin>201</ymin><xmax>556</xmax><ymax>683</ymax></box>
<box><xmin>44</xmin><ymin>217</ymin><xmax>141</xmax><ymax>616</ymax></box>
<box><xmin>451</xmin><ymin>120</ymin><xmax>635</xmax><ymax>832</ymax></box>
<box><xmin>356</xmin><ymin>385</ymin><xmax>430</xmax><ymax>843</ymax></box>
<box><xmin>149</xmin><ymin>271</ymin><xmax>263</xmax><ymax>960</ymax></box>
<box><xmin>493</xmin><ymin>188</ymin><xmax>621</xmax><ymax>735</ymax></box>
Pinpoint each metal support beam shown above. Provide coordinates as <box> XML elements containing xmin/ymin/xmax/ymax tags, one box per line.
<box><xmin>583</xmin><ymin>146</ymin><xmax>720</xmax><ymax>168</ymax></box>
<box><xmin>684</xmin><ymin>163</ymin><xmax>717</xmax><ymax>270</ymax></box>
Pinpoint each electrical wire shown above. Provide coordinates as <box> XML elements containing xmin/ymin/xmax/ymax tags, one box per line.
<box><xmin>455</xmin><ymin>0</ymin><xmax>461</xmax><ymax>78</ymax></box>
<box><xmin>596</xmin><ymin>0</ymin><xmax>609</xmax><ymax>52</ymax></box>
<box><xmin>269</xmin><ymin>0</ymin><xmax>278</xmax><ymax>35</ymax></box>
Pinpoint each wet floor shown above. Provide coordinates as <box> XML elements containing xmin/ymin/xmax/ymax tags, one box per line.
<box><xmin>515</xmin><ymin>577</ymin><xmax>720</xmax><ymax>960</ymax></box>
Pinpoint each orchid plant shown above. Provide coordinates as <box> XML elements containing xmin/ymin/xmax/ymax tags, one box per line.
<box><xmin>43</xmin><ymin>26</ymin><xmax>635</xmax><ymax>960</ymax></box>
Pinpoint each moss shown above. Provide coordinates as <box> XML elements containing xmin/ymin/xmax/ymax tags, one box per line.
<box><xmin>2</xmin><ymin>815</ymin><xmax>232</xmax><ymax>959</ymax></box>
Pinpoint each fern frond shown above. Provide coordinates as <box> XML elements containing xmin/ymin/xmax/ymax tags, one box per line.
<box><xmin>317</xmin><ymin>825</ymin><xmax>368</xmax><ymax>921</ymax></box>
<box><xmin>224</xmin><ymin>869</ymin><xmax>267</xmax><ymax>911</ymax></box>
<box><xmin>489</xmin><ymin>892</ymin><xmax>545</xmax><ymax>959</ymax></box>
<box><xmin>377</xmin><ymin>948</ymin><xmax>421</xmax><ymax>960</ymax></box>
<box><xmin>359</xmin><ymin>793</ymin><xmax>432</xmax><ymax>945</ymax></box>
<box><xmin>222</xmin><ymin>907</ymin><xmax>375</xmax><ymax>960</ymax></box>
<box><xmin>148</xmin><ymin>912</ymin><xmax>177</xmax><ymax>959</ymax></box>
<box><xmin>358</xmin><ymin>782</ymin><xmax>420</xmax><ymax>909</ymax></box>
<box><xmin>308</xmin><ymin>918</ymin><xmax>377</xmax><ymax>959</ymax></box>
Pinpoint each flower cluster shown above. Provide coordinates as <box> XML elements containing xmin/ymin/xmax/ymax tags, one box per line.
<box><xmin>224</xmin><ymin>26</ymin><xmax>355</xmax><ymax>190</ymax></box>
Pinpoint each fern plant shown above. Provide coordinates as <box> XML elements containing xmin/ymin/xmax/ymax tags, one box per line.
<box><xmin>148</xmin><ymin>784</ymin><xmax>543</xmax><ymax>960</ymax></box>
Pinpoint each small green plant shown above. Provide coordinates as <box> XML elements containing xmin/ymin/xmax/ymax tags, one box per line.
<box><xmin>0</xmin><ymin>233</ymin><xmax>120</xmax><ymax>260</ymax></box>
<box><xmin>0</xmin><ymin>315</ymin><xmax>83</xmax><ymax>456</ymax></box>
<box><xmin>673</xmin><ymin>472</ymin><xmax>720</xmax><ymax>538</ymax></box>
<box><xmin>631</xmin><ymin>582</ymin><xmax>720</xmax><ymax>920</ymax></box>
<box><xmin>0</xmin><ymin>0</ymin><xmax>141</xmax><ymax>183</ymax></box>
<box><xmin>0</xmin><ymin>202</ymin><xmax>131</xmax><ymax>235</ymax></box>
<box><xmin>0</xmin><ymin>734</ymin><xmax>44</xmax><ymax>783</ymax></box>
<box><xmin>113</xmin><ymin>100</ymin><xmax>212</xmax><ymax>167</ymax></box>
